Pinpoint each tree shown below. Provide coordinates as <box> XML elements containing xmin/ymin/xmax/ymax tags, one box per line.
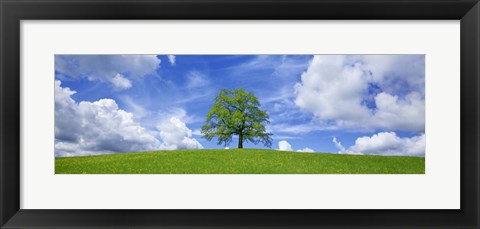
<box><xmin>201</xmin><ymin>88</ymin><xmax>273</xmax><ymax>149</ymax></box>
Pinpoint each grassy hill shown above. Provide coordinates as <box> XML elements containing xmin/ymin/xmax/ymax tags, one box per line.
<box><xmin>55</xmin><ymin>149</ymin><xmax>424</xmax><ymax>174</ymax></box>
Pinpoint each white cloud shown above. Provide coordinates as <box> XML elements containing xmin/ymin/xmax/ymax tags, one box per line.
<box><xmin>156</xmin><ymin>110</ymin><xmax>203</xmax><ymax>150</ymax></box>
<box><xmin>297</xmin><ymin>147</ymin><xmax>314</xmax><ymax>153</ymax></box>
<box><xmin>332</xmin><ymin>137</ymin><xmax>348</xmax><ymax>153</ymax></box>
<box><xmin>295</xmin><ymin>56</ymin><xmax>371</xmax><ymax>123</ymax></box>
<box><xmin>278</xmin><ymin>140</ymin><xmax>314</xmax><ymax>152</ymax></box>
<box><xmin>157</xmin><ymin>117</ymin><xmax>203</xmax><ymax>150</ymax></box>
<box><xmin>111</xmin><ymin>73</ymin><xmax>132</xmax><ymax>89</ymax></box>
<box><xmin>55</xmin><ymin>55</ymin><xmax>160</xmax><ymax>90</ymax></box>
<box><xmin>55</xmin><ymin>80</ymin><xmax>203</xmax><ymax>157</ymax></box>
<box><xmin>332</xmin><ymin>137</ymin><xmax>363</xmax><ymax>155</ymax></box>
<box><xmin>373</xmin><ymin>92</ymin><xmax>425</xmax><ymax>131</ymax></box>
<box><xmin>333</xmin><ymin>132</ymin><xmax>425</xmax><ymax>156</ymax></box>
<box><xmin>278</xmin><ymin>140</ymin><xmax>293</xmax><ymax>151</ymax></box>
<box><xmin>294</xmin><ymin>55</ymin><xmax>425</xmax><ymax>132</ymax></box>
<box><xmin>55</xmin><ymin>80</ymin><xmax>161</xmax><ymax>157</ymax></box>
<box><xmin>167</xmin><ymin>55</ymin><xmax>176</xmax><ymax>66</ymax></box>
<box><xmin>362</xmin><ymin>55</ymin><xmax>425</xmax><ymax>95</ymax></box>
<box><xmin>54</xmin><ymin>80</ymin><xmax>81</xmax><ymax>144</ymax></box>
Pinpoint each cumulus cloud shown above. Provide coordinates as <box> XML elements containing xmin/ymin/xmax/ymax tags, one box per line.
<box><xmin>294</xmin><ymin>55</ymin><xmax>425</xmax><ymax>132</ymax></box>
<box><xmin>362</xmin><ymin>55</ymin><xmax>425</xmax><ymax>95</ymax></box>
<box><xmin>333</xmin><ymin>132</ymin><xmax>425</xmax><ymax>156</ymax></box>
<box><xmin>295</xmin><ymin>56</ymin><xmax>371</xmax><ymax>123</ymax></box>
<box><xmin>157</xmin><ymin>117</ymin><xmax>203</xmax><ymax>150</ymax></box>
<box><xmin>373</xmin><ymin>92</ymin><xmax>425</xmax><ymax>131</ymax></box>
<box><xmin>55</xmin><ymin>80</ymin><xmax>161</xmax><ymax>157</ymax></box>
<box><xmin>55</xmin><ymin>55</ymin><xmax>160</xmax><ymax>90</ymax></box>
<box><xmin>278</xmin><ymin>140</ymin><xmax>293</xmax><ymax>151</ymax></box>
<box><xmin>278</xmin><ymin>140</ymin><xmax>314</xmax><ymax>152</ymax></box>
<box><xmin>332</xmin><ymin>137</ymin><xmax>363</xmax><ymax>155</ymax></box>
<box><xmin>297</xmin><ymin>147</ymin><xmax>314</xmax><ymax>153</ymax></box>
<box><xmin>55</xmin><ymin>80</ymin><xmax>203</xmax><ymax>157</ymax></box>
<box><xmin>167</xmin><ymin>55</ymin><xmax>176</xmax><ymax>66</ymax></box>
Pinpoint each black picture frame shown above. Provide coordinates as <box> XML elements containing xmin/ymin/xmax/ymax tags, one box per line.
<box><xmin>1</xmin><ymin>0</ymin><xmax>479</xmax><ymax>228</ymax></box>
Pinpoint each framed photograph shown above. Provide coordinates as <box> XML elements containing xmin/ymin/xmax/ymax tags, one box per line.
<box><xmin>1</xmin><ymin>0</ymin><xmax>479</xmax><ymax>228</ymax></box>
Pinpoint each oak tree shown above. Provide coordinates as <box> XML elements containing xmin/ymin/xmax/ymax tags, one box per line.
<box><xmin>201</xmin><ymin>88</ymin><xmax>272</xmax><ymax>149</ymax></box>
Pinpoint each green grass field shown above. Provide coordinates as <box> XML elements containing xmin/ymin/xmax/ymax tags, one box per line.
<box><xmin>55</xmin><ymin>149</ymin><xmax>424</xmax><ymax>174</ymax></box>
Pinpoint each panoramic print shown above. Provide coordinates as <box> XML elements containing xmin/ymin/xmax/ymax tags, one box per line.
<box><xmin>55</xmin><ymin>55</ymin><xmax>425</xmax><ymax>174</ymax></box>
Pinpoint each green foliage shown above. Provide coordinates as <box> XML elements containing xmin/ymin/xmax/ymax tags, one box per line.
<box><xmin>55</xmin><ymin>149</ymin><xmax>425</xmax><ymax>174</ymax></box>
<box><xmin>201</xmin><ymin>88</ymin><xmax>272</xmax><ymax>148</ymax></box>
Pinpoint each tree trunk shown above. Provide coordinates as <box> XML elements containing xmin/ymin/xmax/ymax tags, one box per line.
<box><xmin>238</xmin><ymin>132</ymin><xmax>243</xmax><ymax>148</ymax></box>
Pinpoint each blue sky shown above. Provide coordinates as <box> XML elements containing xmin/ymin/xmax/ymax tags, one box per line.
<box><xmin>54</xmin><ymin>55</ymin><xmax>425</xmax><ymax>157</ymax></box>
